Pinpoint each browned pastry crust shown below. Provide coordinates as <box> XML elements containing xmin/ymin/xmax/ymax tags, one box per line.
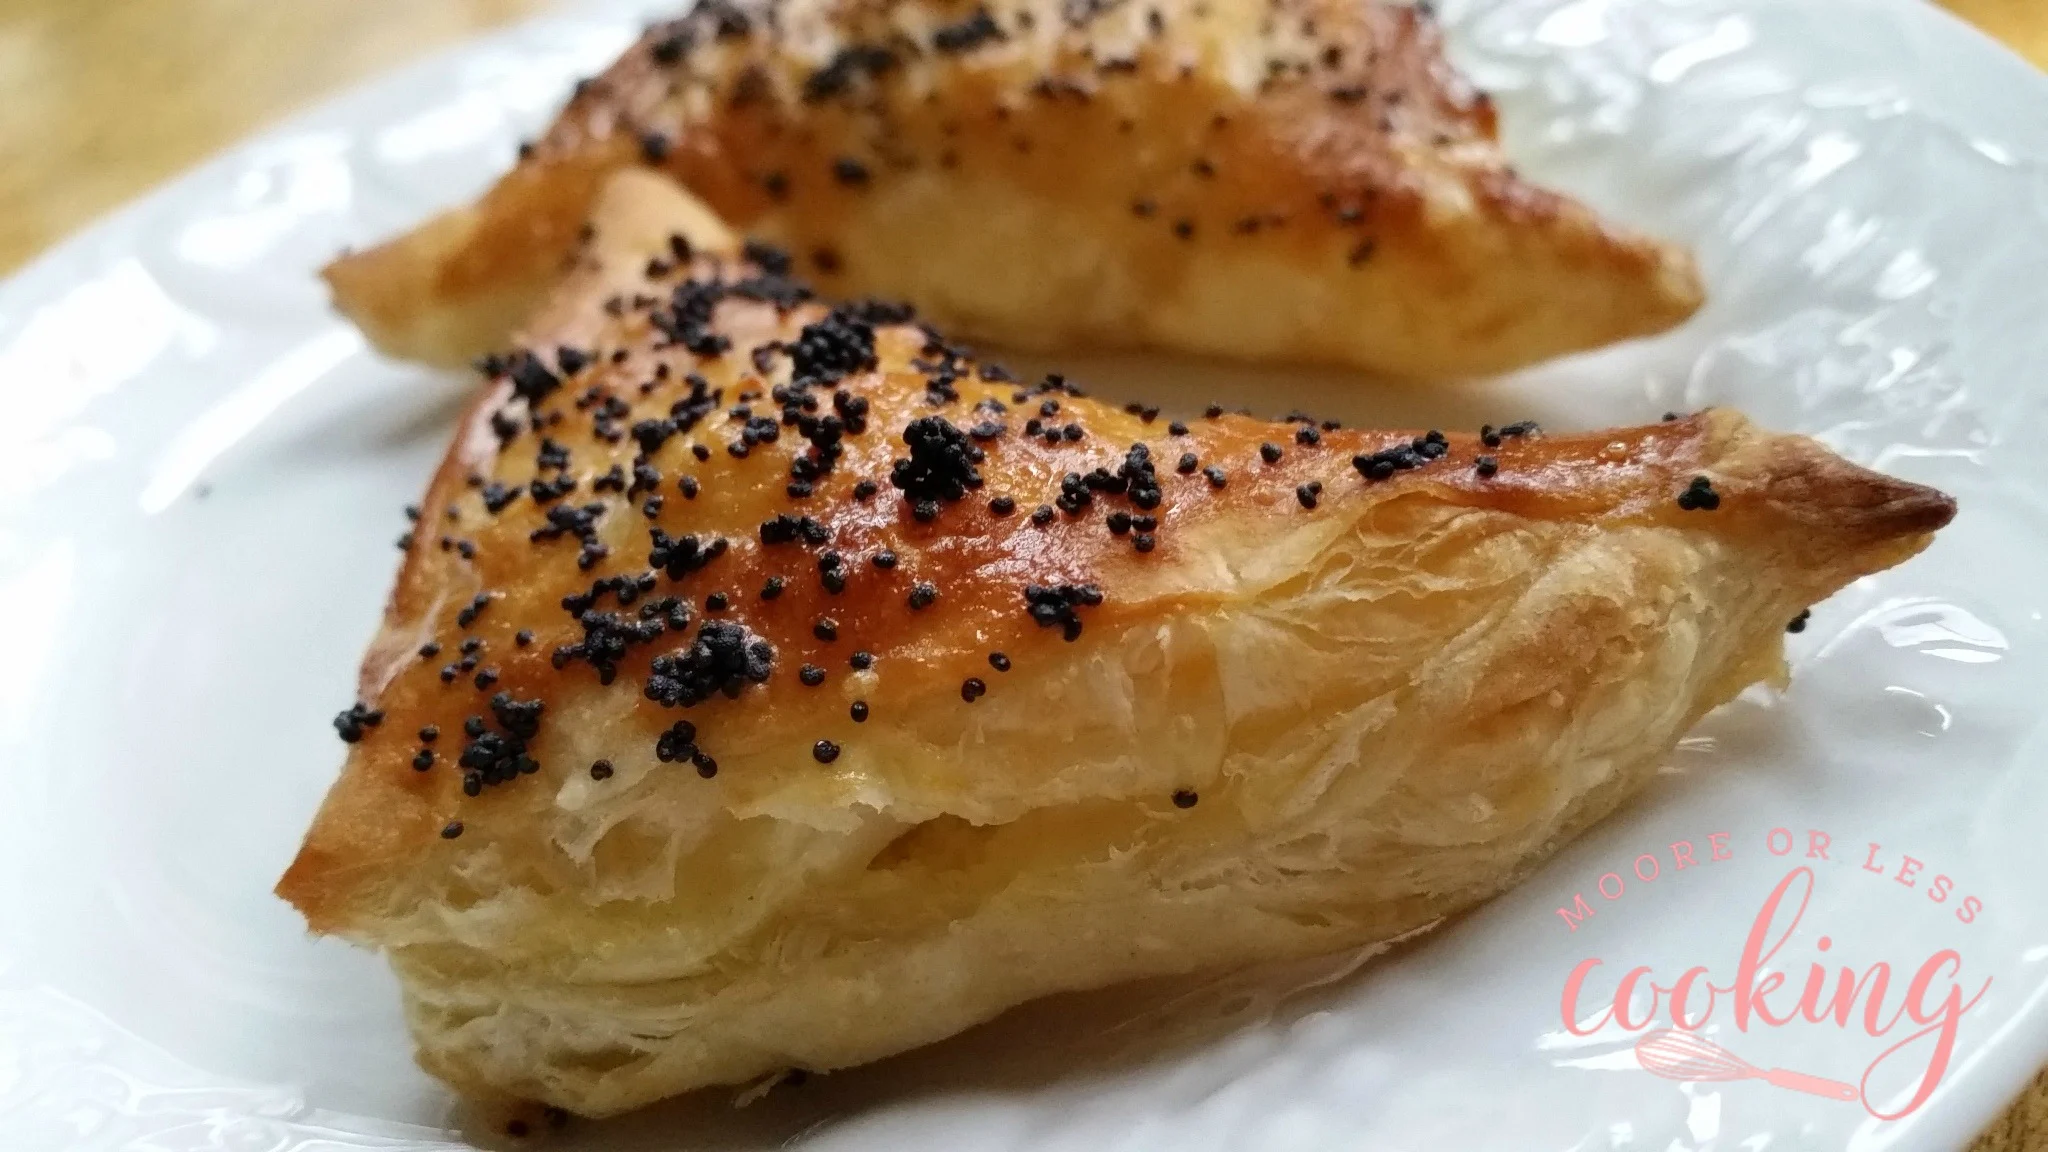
<box><xmin>282</xmin><ymin>173</ymin><xmax>1944</xmax><ymax>1116</ymax></box>
<box><xmin>324</xmin><ymin>0</ymin><xmax>1702</xmax><ymax>378</ymax></box>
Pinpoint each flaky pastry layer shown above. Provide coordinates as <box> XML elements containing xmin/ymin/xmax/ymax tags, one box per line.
<box><xmin>282</xmin><ymin>173</ymin><xmax>1945</xmax><ymax>1116</ymax></box>
<box><xmin>324</xmin><ymin>0</ymin><xmax>1701</xmax><ymax>379</ymax></box>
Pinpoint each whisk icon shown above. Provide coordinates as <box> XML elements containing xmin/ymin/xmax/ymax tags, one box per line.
<box><xmin>1634</xmin><ymin>1030</ymin><xmax>1861</xmax><ymax>1102</ymax></box>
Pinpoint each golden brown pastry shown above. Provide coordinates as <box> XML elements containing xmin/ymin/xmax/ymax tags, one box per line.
<box><xmin>280</xmin><ymin>173</ymin><xmax>1945</xmax><ymax>1117</ymax></box>
<box><xmin>324</xmin><ymin>0</ymin><xmax>1702</xmax><ymax>378</ymax></box>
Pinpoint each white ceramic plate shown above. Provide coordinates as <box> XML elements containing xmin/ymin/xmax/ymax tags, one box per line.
<box><xmin>3</xmin><ymin>0</ymin><xmax>2046</xmax><ymax>1148</ymax></box>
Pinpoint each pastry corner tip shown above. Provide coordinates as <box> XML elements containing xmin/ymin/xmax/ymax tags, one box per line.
<box><xmin>1698</xmin><ymin>409</ymin><xmax>1956</xmax><ymax>552</ymax></box>
<box><xmin>1652</xmin><ymin>242</ymin><xmax>1708</xmax><ymax>325</ymax></box>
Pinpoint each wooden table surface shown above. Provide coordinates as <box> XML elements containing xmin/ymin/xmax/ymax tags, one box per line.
<box><xmin>0</xmin><ymin>1</ymin><xmax>2042</xmax><ymax>1148</ymax></box>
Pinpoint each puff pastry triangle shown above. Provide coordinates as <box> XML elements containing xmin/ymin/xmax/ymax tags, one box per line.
<box><xmin>324</xmin><ymin>0</ymin><xmax>1702</xmax><ymax>379</ymax></box>
<box><xmin>281</xmin><ymin>172</ymin><xmax>1947</xmax><ymax>1116</ymax></box>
